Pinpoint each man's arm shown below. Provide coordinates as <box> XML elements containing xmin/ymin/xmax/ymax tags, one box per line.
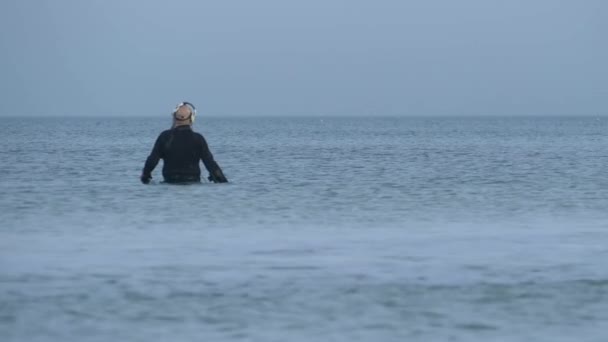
<box><xmin>141</xmin><ymin>133</ymin><xmax>165</xmax><ymax>183</ymax></box>
<box><xmin>199</xmin><ymin>135</ymin><xmax>228</xmax><ymax>183</ymax></box>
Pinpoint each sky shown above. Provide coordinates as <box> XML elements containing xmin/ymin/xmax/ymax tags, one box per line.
<box><xmin>0</xmin><ymin>0</ymin><xmax>606</xmax><ymax>117</ymax></box>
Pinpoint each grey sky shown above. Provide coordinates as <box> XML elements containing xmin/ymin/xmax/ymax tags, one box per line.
<box><xmin>0</xmin><ymin>0</ymin><xmax>605</xmax><ymax>117</ymax></box>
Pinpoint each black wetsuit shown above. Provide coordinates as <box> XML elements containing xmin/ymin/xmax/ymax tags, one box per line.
<box><xmin>142</xmin><ymin>125</ymin><xmax>228</xmax><ymax>183</ymax></box>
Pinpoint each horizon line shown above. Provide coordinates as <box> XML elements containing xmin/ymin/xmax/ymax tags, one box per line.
<box><xmin>1</xmin><ymin>113</ymin><xmax>607</xmax><ymax>119</ymax></box>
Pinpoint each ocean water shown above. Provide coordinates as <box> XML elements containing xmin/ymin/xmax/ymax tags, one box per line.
<box><xmin>1</xmin><ymin>116</ymin><xmax>607</xmax><ymax>342</ymax></box>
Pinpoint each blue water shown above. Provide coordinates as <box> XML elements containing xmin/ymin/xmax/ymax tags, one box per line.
<box><xmin>1</xmin><ymin>116</ymin><xmax>607</xmax><ymax>341</ymax></box>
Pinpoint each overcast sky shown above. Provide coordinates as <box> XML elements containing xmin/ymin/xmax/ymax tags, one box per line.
<box><xmin>0</xmin><ymin>0</ymin><xmax>605</xmax><ymax>117</ymax></box>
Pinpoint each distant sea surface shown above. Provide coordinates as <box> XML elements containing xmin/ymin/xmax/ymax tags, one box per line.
<box><xmin>1</xmin><ymin>116</ymin><xmax>607</xmax><ymax>342</ymax></box>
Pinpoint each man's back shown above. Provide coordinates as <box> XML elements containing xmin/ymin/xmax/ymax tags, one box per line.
<box><xmin>160</xmin><ymin>126</ymin><xmax>202</xmax><ymax>181</ymax></box>
<box><xmin>142</xmin><ymin>125</ymin><xmax>228</xmax><ymax>184</ymax></box>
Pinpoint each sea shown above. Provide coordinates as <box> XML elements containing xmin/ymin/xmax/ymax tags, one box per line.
<box><xmin>1</xmin><ymin>116</ymin><xmax>607</xmax><ymax>342</ymax></box>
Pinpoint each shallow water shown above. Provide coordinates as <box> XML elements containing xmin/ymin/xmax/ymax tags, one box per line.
<box><xmin>1</xmin><ymin>116</ymin><xmax>607</xmax><ymax>341</ymax></box>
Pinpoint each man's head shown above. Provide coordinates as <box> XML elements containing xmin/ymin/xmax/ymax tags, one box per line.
<box><xmin>172</xmin><ymin>102</ymin><xmax>196</xmax><ymax>126</ymax></box>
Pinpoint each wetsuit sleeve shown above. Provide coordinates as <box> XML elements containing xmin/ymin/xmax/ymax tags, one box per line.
<box><xmin>142</xmin><ymin>133</ymin><xmax>165</xmax><ymax>176</ymax></box>
<box><xmin>199</xmin><ymin>135</ymin><xmax>228</xmax><ymax>183</ymax></box>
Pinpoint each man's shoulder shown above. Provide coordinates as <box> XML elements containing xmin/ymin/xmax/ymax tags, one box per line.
<box><xmin>192</xmin><ymin>131</ymin><xmax>206</xmax><ymax>140</ymax></box>
<box><xmin>159</xmin><ymin>129</ymin><xmax>173</xmax><ymax>136</ymax></box>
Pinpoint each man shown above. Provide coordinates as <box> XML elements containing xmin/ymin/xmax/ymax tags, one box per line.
<box><xmin>140</xmin><ymin>102</ymin><xmax>228</xmax><ymax>184</ymax></box>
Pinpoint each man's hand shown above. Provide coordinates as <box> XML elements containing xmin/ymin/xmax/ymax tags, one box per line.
<box><xmin>140</xmin><ymin>174</ymin><xmax>152</xmax><ymax>184</ymax></box>
<box><xmin>208</xmin><ymin>169</ymin><xmax>228</xmax><ymax>183</ymax></box>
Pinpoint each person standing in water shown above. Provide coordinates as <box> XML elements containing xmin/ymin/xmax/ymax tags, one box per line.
<box><xmin>140</xmin><ymin>102</ymin><xmax>228</xmax><ymax>184</ymax></box>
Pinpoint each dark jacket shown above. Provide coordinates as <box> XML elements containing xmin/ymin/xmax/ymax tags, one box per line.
<box><xmin>142</xmin><ymin>125</ymin><xmax>228</xmax><ymax>183</ymax></box>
